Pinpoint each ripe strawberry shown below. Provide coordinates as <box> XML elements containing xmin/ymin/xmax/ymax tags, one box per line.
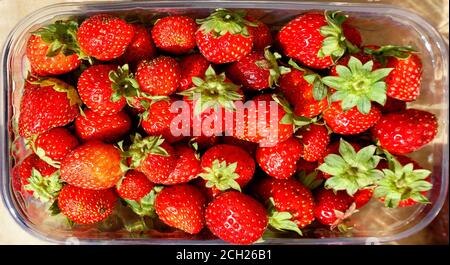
<box><xmin>32</xmin><ymin>127</ymin><xmax>79</xmax><ymax>165</ymax></box>
<box><xmin>136</xmin><ymin>56</ymin><xmax>181</xmax><ymax>96</ymax></box>
<box><xmin>205</xmin><ymin>191</ymin><xmax>268</xmax><ymax>245</ymax></box>
<box><xmin>246</xmin><ymin>16</ymin><xmax>273</xmax><ymax>51</ymax></box>
<box><xmin>323</xmin><ymin>101</ymin><xmax>381</xmax><ymax>135</ymax></box>
<box><xmin>200</xmin><ymin>144</ymin><xmax>255</xmax><ymax>195</ymax></box>
<box><xmin>77</xmin><ymin>14</ymin><xmax>135</xmax><ymax>61</ymax></box>
<box><xmin>195</xmin><ymin>8</ymin><xmax>255</xmax><ymax>64</ymax></box>
<box><xmin>296</xmin><ymin>124</ymin><xmax>329</xmax><ymax>162</ymax></box>
<box><xmin>178</xmin><ymin>53</ymin><xmax>210</xmax><ymax>92</ymax></box>
<box><xmin>140</xmin><ymin>98</ymin><xmax>180</xmax><ymax>143</ymax></box>
<box><xmin>342</xmin><ymin>21</ymin><xmax>362</xmax><ymax>47</ymax></box>
<box><xmin>58</xmin><ymin>184</ymin><xmax>117</xmax><ymax>224</ymax></box>
<box><xmin>116</xmin><ymin>170</ymin><xmax>154</xmax><ymax>201</ymax></box>
<box><xmin>353</xmin><ymin>188</ymin><xmax>373</xmax><ymax>209</ymax></box>
<box><xmin>117</xmin><ymin>24</ymin><xmax>157</xmax><ymax>65</ymax></box>
<box><xmin>313</xmin><ymin>188</ymin><xmax>354</xmax><ymax>226</ymax></box>
<box><xmin>379</xmin><ymin>96</ymin><xmax>406</xmax><ymax>114</ymax></box>
<box><xmin>256</xmin><ymin>137</ymin><xmax>303</xmax><ymax>179</ymax></box>
<box><xmin>18</xmin><ymin>78</ymin><xmax>80</xmax><ymax>138</ymax></box>
<box><xmin>371</xmin><ymin>109</ymin><xmax>438</xmax><ymax>155</ymax></box>
<box><xmin>277</xmin><ymin>12</ymin><xmax>360</xmax><ymax>69</ymax></box>
<box><xmin>26</xmin><ymin>21</ymin><xmax>81</xmax><ymax>76</ymax></box>
<box><xmin>226</xmin><ymin>48</ymin><xmax>288</xmax><ymax>91</ymax></box>
<box><xmin>329</xmin><ymin>49</ymin><xmax>381</xmax><ymax>76</ymax></box>
<box><xmin>60</xmin><ymin>141</ymin><xmax>124</xmax><ymax>190</ymax></box>
<box><xmin>151</xmin><ymin>15</ymin><xmax>197</xmax><ymax>54</ymax></box>
<box><xmin>295</xmin><ymin>159</ymin><xmax>324</xmax><ymax>190</ymax></box>
<box><xmin>155</xmin><ymin>185</ymin><xmax>206</xmax><ymax>234</ymax></box>
<box><xmin>75</xmin><ymin>109</ymin><xmax>132</xmax><ymax>143</ymax></box>
<box><xmin>221</xmin><ymin>136</ymin><xmax>258</xmax><ymax>156</ymax></box>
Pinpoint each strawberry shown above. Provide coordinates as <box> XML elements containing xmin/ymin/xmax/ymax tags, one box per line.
<box><xmin>277</xmin><ymin>12</ymin><xmax>360</xmax><ymax>69</ymax></box>
<box><xmin>136</xmin><ymin>56</ymin><xmax>181</xmax><ymax>96</ymax></box>
<box><xmin>117</xmin><ymin>24</ymin><xmax>157</xmax><ymax>65</ymax></box>
<box><xmin>256</xmin><ymin>137</ymin><xmax>303</xmax><ymax>179</ymax></box>
<box><xmin>226</xmin><ymin>48</ymin><xmax>289</xmax><ymax>91</ymax></box>
<box><xmin>77</xmin><ymin>14</ymin><xmax>135</xmax><ymax>61</ymax></box>
<box><xmin>379</xmin><ymin>96</ymin><xmax>406</xmax><ymax>114</ymax></box>
<box><xmin>58</xmin><ymin>184</ymin><xmax>117</xmax><ymax>224</ymax></box>
<box><xmin>323</xmin><ymin>101</ymin><xmax>381</xmax><ymax>135</ymax></box>
<box><xmin>246</xmin><ymin>16</ymin><xmax>273</xmax><ymax>51</ymax></box>
<box><xmin>140</xmin><ymin>98</ymin><xmax>180</xmax><ymax>142</ymax></box>
<box><xmin>155</xmin><ymin>185</ymin><xmax>206</xmax><ymax>234</ymax></box>
<box><xmin>296</xmin><ymin>124</ymin><xmax>329</xmax><ymax>162</ymax></box>
<box><xmin>221</xmin><ymin>136</ymin><xmax>258</xmax><ymax>156</ymax></box>
<box><xmin>200</xmin><ymin>144</ymin><xmax>255</xmax><ymax>195</ymax></box>
<box><xmin>371</xmin><ymin>109</ymin><xmax>438</xmax><ymax>155</ymax></box>
<box><xmin>26</xmin><ymin>21</ymin><xmax>81</xmax><ymax>76</ymax></box>
<box><xmin>313</xmin><ymin>188</ymin><xmax>355</xmax><ymax>226</ymax></box>
<box><xmin>18</xmin><ymin>78</ymin><xmax>80</xmax><ymax>138</ymax></box>
<box><xmin>31</xmin><ymin>127</ymin><xmax>79</xmax><ymax>166</ymax></box>
<box><xmin>353</xmin><ymin>188</ymin><xmax>373</xmax><ymax>209</ymax></box>
<box><xmin>342</xmin><ymin>21</ymin><xmax>362</xmax><ymax>47</ymax></box>
<box><xmin>178</xmin><ymin>53</ymin><xmax>210</xmax><ymax>92</ymax></box>
<box><xmin>151</xmin><ymin>15</ymin><xmax>197</xmax><ymax>54</ymax></box>
<box><xmin>329</xmin><ymin>49</ymin><xmax>382</xmax><ymax>76</ymax></box>
<box><xmin>205</xmin><ymin>191</ymin><xmax>268</xmax><ymax>245</ymax></box>
<box><xmin>116</xmin><ymin>170</ymin><xmax>154</xmax><ymax>201</ymax></box>
<box><xmin>60</xmin><ymin>141</ymin><xmax>124</xmax><ymax>190</ymax></box>
<box><xmin>295</xmin><ymin>159</ymin><xmax>324</xmax><ymax>190</ymax></box>
<box><xmin>189</xmin><ymin>135</ymin><xmax>219</xmax><ymax>151</ymax></box>
<box><xmin>75</xmin><ymin>109</ymin><xmax>132</xmax><ymax>143</ymax></box>
<box><xmin>195</xmin><ymin>8</ymin><xmax>256</xmax><ymax>64</ymax></box>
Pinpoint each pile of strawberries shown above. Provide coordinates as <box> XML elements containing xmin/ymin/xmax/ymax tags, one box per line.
<box><xmin>13</xmin><ymin>9</ymin><xmax>438</xmax><ymax>245</ymax></box>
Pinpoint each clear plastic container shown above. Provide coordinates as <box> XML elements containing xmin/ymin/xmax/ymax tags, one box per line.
<box><xmin>0</xmin><ymin>0</ymin><xmax>448</xmax><ymax>244</ymax></box>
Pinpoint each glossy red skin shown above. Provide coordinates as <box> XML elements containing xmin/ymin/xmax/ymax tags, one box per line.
<box><xmin>58</xmin><ymin>184</ymin><xmax>117</xmax><ymax>224</ymax></box>
<box><xmin>75</xmin><ymin>109</ymin><xmax>131</xmax><ymax>143</ymax></box>
<box><xmin>379</xmin><ymin>96</ymin><xmax>407</xmax><ymax>114</ymax></box>
<box><xmin>256</xmin><ymin>137</ymin><xmax>303</xmax><ymax>179</ymax></box>
<box><xmin>318</xmin><ymin>141</ymin><xmax>362</xmax><ymax>179</ymax></box>
<box><xmin>226</xmin><ymin>51</ymin><xmax>272</xmax><ymax>91</ymax></box>
<box><xmin>296</xmin><ymin>124</ymin><xmax>330</xmax><ymax>162</ymax></box>
<box><xmin>155</xmin><ymin>184</ymin><xmax>206</xmax><ymax>234</ymax></box>
<box><xmin>342</xmin><ymin>21</ymin><xmax>362</xmax><ymax>47</ymax></box>
<box><xmin>323</xmin><ymin>102</ymin><xmax>381</xmax><ymax>135</ymax></box>
<box><xmin>313</xmin><ymin>189</ymin><xmax>354</xmax><ymax>225</ymax></box>
<box><xmin>77</xmin><ymin>64</ymin><xmax>126</xmax><ymax>115</ymax></box>
<box><xmin>117</xmin><ymin>24</ymin><xmax>156</xmax><ymax>65</ymax></box>
<box><xmin>205</xmin><ymin>191</ymin><xmax>268</xmax><ymax>245</ymax></box>
<box><xmin>385</xmin><ymin>53</ymin><xmax>422</xmax><ymax>102</ymax></box>
<box><xmin>278</xmin><ymin>68</ymin><xmax>328</xmax><ymax>118</ymax></box>
<box><xmin>165</xmin><ymin>144</ymin><xmax>201</xmax><ymax>185</ymax></box>
<box><xmin>26</xmin><ymin>35</ymin><xmax>81</xmax><ymax>76</ymax></box>
<box><xmin>18</xmin><ymin>80</ymin><xmax>79</xmax><ymax>138</ymax></box>
<box><xmin>221</xmin><ymin>136</ymin><xmax>258</xmax><ymax>156</ymax></box>
<box><xmin>201</xmin><ymin>144</ymin><xmax>255</xmax><ymax>195</ymax></box>
<box><xmin>136</xmin><ymin>56</ymin><xmax>181</xmax><ymax>96</ymax></box>
<box><xmin>60</xmin><ymin>141</ymin><xmax>124</xmax><ymax>190</ymax></box>
<box><xmin>195</xmin><ymin>30</ymin><xmax>253</xmax><ymax>64</ymax></box>
<box><xmin>151</xmin><ymin>15</ymin><xmax>197</xmax><ymax>54</ymax></box>
<box><xmin>35</xmin><ymin>127</ymin><xmax>79</xmax><ymax>162</ymax></box>
<box><xmin>246</xmin><ymin>16</ymin><xmax>273</xmax><ymax>51</ymax></box>
<box><xmin>353</xmin><ymin>188</ymin><xmax>373</xmax><ymax>209</ymax></box>
<box><xmin>77</xmin><ymin>14</ymin><xmax>135</xmax><ymax>61</ymax></box>
<box><xmin>13</xmin><ymin>154</ymin><xmax>58</xmax><ymax>195</ymax></box>
<box><xmin>116</xmin><ymin>170</ymin><xmax>154</xmax><ymax>201</ymax></box>
<box><xmin>141</xmin><ymin>98</ymin><xmax>182</xmax><ymax>143</ymax></box>
<box><xmin>178</xmin><ymin>53</ymin><xmax>210</xmax><ymax>91</ymax></box>
<box><xmin>371</xmin><ymin>109</ymin><xmax>437</xmax><ymax>155</ymax></box>
<box><xmin>330</xmin><ymin>51</ymin><xmax>382</xmax><ymax>76</ymax></box>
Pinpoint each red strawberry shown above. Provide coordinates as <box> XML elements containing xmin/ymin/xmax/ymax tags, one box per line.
<box><xmin>58</xmin><ymin>184</ymin><xmax>117</xmax><ymax>224</ymax></box>
<box><xmin>75</xmin><ymin>109</ymin><xmax>132</xmax><ymax>143</ymax></box>
<box><xmin>296</xmin><ymin>159</ymin><xmax>319</xmax><ymax>174</ymax></box>
<box><xmin>296</xmin><ymin>124</ymin><xmax>329</xmax><ymax>162</ymax></box>
<box><xmin>178</xmin><ymin>53</ymin><xmax>210</xmax><ymax>92</ymax></box>
<box><xmin>60</xmin><ymin>141</ymin><xmax>124</xmax><ymax>190</ymax></box>
<box><xmin>116</xmin><ymin>170</ymin><xmax>154</xmax><ymax>201</ymax></box>
<box><xmin>195</xmin><ymin>9</ymin><xmax>255</xmax><ymax>64</ymax></box>
<box><xmin>151</xmin><ymin>15</ymin><xmax>197</xmax><ymax>54</ymax></box>
<box><xmin>256</xmin><ymin>137</ymin><xmax>303</xmax><ymax>179</ymax></box>
<box><xmin>18</xmin><ymin>78</ymin><xmax>80</xmax><ymax>138</ymax></box>
<box><xmin>353</xmin><ymin>188</ymin><xmax>373</xmax><ymax>209</ymax></box>
<box><xmin>246</xmin><ymin>16</ymin><xmax>273</xmax><ymax>51</ymax></box>
<box><xmin>155</xmin><ymin>184</ymin><xmax>206</xmax><ymax>234</ymax></box>
<box><xmin>33</xmin><ymin>127</ymin><xmax>79</xmax><ymax>165</ymax></box>
<box><xmin>136</xmin><ymin>56</ymin><xmax>181</xmax><ymax>96</ymax></box>
<box><xmin>295</xmin><ymin>159</ymin><xmax>324</xmax><ymax>190</ymax></box>
<box><xmin>117</xmin><ymin>24</ymin><xmax>156</xmax><ymax>65</ymax></box>
<box><xmin>371</xmin><ymin>109</ymin><xmax>438</xmax><ymax>155</ymax></box>
<box><xmin>342</xmin><ymin>21</ymin><xmax>362</xmax><ymax>47</ymax></box>
<box><xmin>140</xmin><ymin>98</ymin><xmax>180</xmax><ymax>143</ymax></box>
<box><xmin>221</xmin><ymin>136</ymin><xmax>258</xmax><ymax>156</ymax></box>
<box><xmin>277</xmin><ymin>12</ymin><xmax>360</xmax><ymax>69</ymax></box>
<box><xmin>200</xmin><ymin>144</ymin><xmax>255</xmax><ymax>195</ymax></box>
<box><xmin>323</xmin><ymin>102</ymin><xmax>381</xmax><ymax>135</ymax></box>
<box><xmin>26</xmin><ymin>21</ymin><xmax>81</xmax><ymax>76</ymax></box>
<box><xmin>205</xmin><ymin>191</ymin><xmax>268</xmax><ymax>245</ymax></box>
<box><xmin>379</xmin><ymin>96</ymin><xmax>406</xmax><ymax>114</ymax></box>
<box><xmin>77</xmin><ymin>14</ymin><xmax>135</xmax><ymax>61</ymax></box>
<box><xmin>329</xmin><ymin>50</ymin><xmax>382</xmax><ymax>76</ymax></box>
<box><xmin>313</xmin><ymin>188</ymin><xmax>354</xmax><ymax>226</ymax></box>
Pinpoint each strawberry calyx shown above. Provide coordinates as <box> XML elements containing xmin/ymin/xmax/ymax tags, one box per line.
<box><xmin>24</xmin><ymin>168</ymin><xmax>63</xmax><ymax>203</ymax></box>
<box><xmin>196</xmin><ymin>8</ymin><xmax>257</xmax><ymax>37</ymax></box>
<box><xmin>267</xmin><ymin>197</ymin><xmax>302</xmax><ymax>236</ymax></box>
<box><xmin>123</xmin><ymin>134</ymin><xmax>169</xmax><ymax>169</ymax></box>
<box><xmin>322</xmin><ymin>56</ymin><xmax>393</xmax><ymax>114</ymax></box>
<box><xmin>318</xmin><ymin>11</ymin><xmax>358</xmax><ymax>62</ymax></box>
<box><xmin>374</xmin><ymin>156</ymin><xmax>432</xmax><ymax>208</ymax></box>
<box><xmin>318</xmin><ymin>139</ymin><xmax>384</xmax><ymax>196</ymax></box>
<box><xmin>364</xmin><ymin>45</ymin><xmax>416</xmax><ymax>65</ymax></box>
<box><xmin>271</xmin><ymin>93</ymin><xmax>316</xmax><ymax>130</ymax></box>
<box><xmin>109</xmin><ymin>64</ymin><xmax>141</xmax><ymax>104</ymax></box>
<box><xmin>288</xmin><ymin>59</ymin><xmax>328</xmax><ymax>101</ymax></box>
<box><xmin>124</xmin><ymin>186</ymin><xmax>163</xmax><ymax>217</ymax></box>
<box><xmin>330</xmin><ymin>202</ymin><xmax>358</xmax><ymax>231</ymax></box>
<box><xmin>178</xmin><ymin>65</ymin><xmax>243</xmax><ymax>116</ymax></box>
<box><xmin>296</xmin><ymin>171</ymin><xmax>323</xmax><ymax>190</ymax></box>
<box><xmin>199</xmin><ymin>159</ymin><xmax>242</xmax><ymax>192</ymax></box>
<box><xmin>257</xmin><ymin>47</ymin><xmax>291</xmax><ymax>88</ymax></box>
<box><xmin>29</xmin><ymin>77</ymin><xmax>82</xmax><ymax>106</ymax></box>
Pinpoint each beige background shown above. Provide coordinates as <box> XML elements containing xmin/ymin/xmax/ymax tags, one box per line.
<box><xmin>0</xmin><ymin>0</ymin><xmax>448</xmax><ymax>244</ymax></box>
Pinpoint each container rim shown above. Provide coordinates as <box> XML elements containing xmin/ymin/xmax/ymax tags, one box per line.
<box><xmin>1</xmin><ymin>0</ymin><xmax>448</xmax><ymax>245</ymax></box>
